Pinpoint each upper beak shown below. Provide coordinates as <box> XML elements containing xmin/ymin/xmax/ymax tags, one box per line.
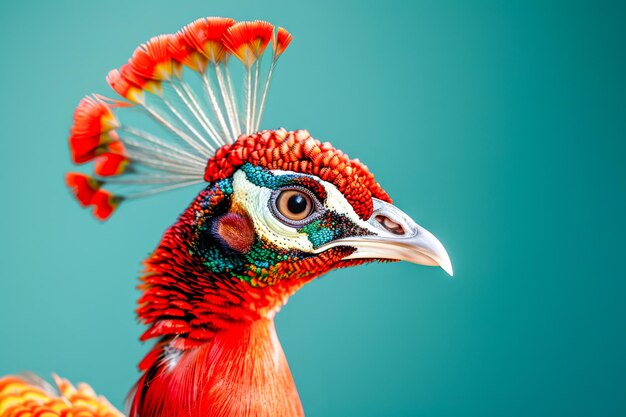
<box><xmin>314</xmin><ymin>198</ymin><xmax>453</xmax><ymax>276</ymax></box>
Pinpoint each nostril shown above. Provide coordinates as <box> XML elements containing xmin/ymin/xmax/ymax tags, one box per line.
<box><xmin>375</xmin><ymin>215</ymin><xmax>405</xmax><ymax>235</ymax></box>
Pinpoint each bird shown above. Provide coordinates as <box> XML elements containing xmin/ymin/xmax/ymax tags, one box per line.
<box><xmin>0</xmin><ymin>16</ymin><xmax>452</xmax><ymax>417</ymax></box>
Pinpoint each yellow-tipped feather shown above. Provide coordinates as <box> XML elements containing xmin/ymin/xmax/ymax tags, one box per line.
<box><xmin>0</xmin><ymin>375</ymin><xmax>123</xmax><ymax>417</ymax></box>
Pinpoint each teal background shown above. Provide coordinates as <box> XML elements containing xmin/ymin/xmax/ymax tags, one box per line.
<box><xmin>1</xmin><ymin>0</ymin><xmax>624</xmax><ymax>416</ymax></box>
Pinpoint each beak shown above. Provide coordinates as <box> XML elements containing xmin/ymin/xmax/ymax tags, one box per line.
<box><xmin>314</xmin><ymin>198</ymin><xmax>453</xmax><ymax>276</ymax></box>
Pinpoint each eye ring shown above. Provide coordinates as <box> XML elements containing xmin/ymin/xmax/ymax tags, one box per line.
<box><xmin>270</xmin><ymin>187</ymin><xmax>322</xmax><ymax>227</ymax></box>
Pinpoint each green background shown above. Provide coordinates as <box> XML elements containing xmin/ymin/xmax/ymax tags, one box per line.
<box><xmin>1</xmin><ymin>0</ymin><xmax>624</xmax><ymax>416</ymax></box>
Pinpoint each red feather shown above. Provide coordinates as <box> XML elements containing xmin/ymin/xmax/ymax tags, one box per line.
<box><xmin>130</xmin><ymin>319</ymin><xmax>304</xmax><ymax>417</ymax></box>
<box><xmin>273</xmin><ymin>27</ymin><xmax>293</xmax><ymax>58</ymax></box>
<box><xmin>93</xmin><ymin>152</ymin><xmax>129</xmax><ymax>177</ymax></box>
<box><xmin>107</xmin><ymin>68</ymin><xmax>144</xmax><ymax>103</ymax></box>
<box><xmin>223</xmin><ymin>21</ymin><xmax>274</xmax><ymax>66</ymax></box>
<box><xmin>65</xmin><ymin>173</ymin><xmax>102</xmax><ymax>206</ymax></box>
<box><xmin>70</xmin><ymin>134</ymin><xmax>113</xmax><ymax>163</ymax></box>
<box><xmin>129</xmin><ymin>35</ymin><xmax>176</xmax><ymax>81</ymax></box>
<box><xmin>68</xmin><ymin>96</ymin><xmax>120</xmax><ymax>163</ymax></box>
<box><xmin>182</xmin><ymin>17</ymin><xmax>235</xmax><ymax>64</ymax></box>
<box><xmin>89</xmin><ymin>189</ymin><xmax>120</xmax><ymax>220</ymax></box>
<box><xmin>168</xmin><ymin>30</ymin><xmax>207</xmax><ymax>72</ymax></box>
<box><xmin>70</xmin><ymin>96</ymin><xmax>118</xmax><ymax>137</ymax></box>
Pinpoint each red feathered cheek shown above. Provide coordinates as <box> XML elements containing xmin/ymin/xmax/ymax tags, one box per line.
<box><xmin>212</xmin><ymin>211</ymin><xmax>255</xmax><ymax>254</ymax></box>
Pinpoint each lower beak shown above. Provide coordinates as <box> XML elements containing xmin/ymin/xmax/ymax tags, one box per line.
<box><xmin>314</xmin><ymin>198</ymin><xmax>453</xmax><ymax>276</ymax></box>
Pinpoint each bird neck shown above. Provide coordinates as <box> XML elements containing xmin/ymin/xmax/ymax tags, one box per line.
<box><xmin>131</xmin><ymin>318</ymin><xmax>304</xmax><ymax>417</ymax></box>
<box><xmin>131</xmin><ymin>218</ymin><xmax>310</xmax><ymax>417</ymax></box>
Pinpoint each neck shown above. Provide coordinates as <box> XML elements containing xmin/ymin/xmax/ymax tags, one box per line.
<box><xmin>132</xmin><ymin>318</ymin><xmax>304</xmax><ymax>417</ymax></box>
<box><xmin>131</xmin><ymin>212</ymin><xmax>309</xmax><ymax>417</ymax></box>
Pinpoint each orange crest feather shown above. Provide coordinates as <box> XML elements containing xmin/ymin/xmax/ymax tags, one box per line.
<box><xmin>68</xmin><ymin>16</ymin><xmax>295</xmax><ymax>220</ymax></box>
<box><xmin>274</xmin><ymin>27</ymin><xmax>293</xmax><ymax>57</ymax></box>
<box><xmin>182</xmin><ymin>17</ymin><xmax>236</xmax><ymax>64</ymax></box>
<box><xmin>129</xmin><ymin>35</ymin><xmax>176</xmax><ymax>81</ymax></box>
<box><xmin>106</xmin><ymin>69</ymin><xmax>145</xmax><ymax>103</ymax></box>
<box><xmin>223</xmin><ymin>21</ymin><xmax>274</xmax><ymax>66</ymax></box>
<box><xmin>65</xmin><ymin>173</ymin><xmax>102</xmax><ymax>206</ymax></box>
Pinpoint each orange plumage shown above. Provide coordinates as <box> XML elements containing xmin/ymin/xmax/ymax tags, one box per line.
<box><xmin>69</xmin><ymin>97</ymin><xmax>120</xmax><ymax>162</ymax></box>
<box><xmin>273</xmin><ymin>27</ymin><xmax>293</xmax><ymax>57</ymax></box>
<box><xmin>182</xmin><ymin>17</ymin><xmax>236</xmax><ymax>65</ymax></box>
<box><xmin>167</xmin><ymin>30</ymin><xmax>207</xmax><ymax>72</ymax></box>
<box><xmin>128</xmin><ymin>35</ymin><xmax>177</xmax><ymax>81</ymax></box>
<box><xmin>223</xmin><ymin>21</ymin><xmax>274</xmax><ymax>66</ymax></box>
<box><xmin>0</xmin><ymin>375</ymin><xmax>123</xmax><ymax>417</ymax></box>
<box><xmin>106</xmin><ymin>69</ymin><xmax>144</xmax><ymax>103</ymax></box>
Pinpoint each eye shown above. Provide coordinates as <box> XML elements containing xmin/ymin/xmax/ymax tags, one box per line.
<box><xmin>270</xmin><ymin>187</ymin><xmax>322</xmax><ymax>226</ymax></box>
<box><xmin>276</xmin><ymin>189</ymin><xmax>313</xmax><ymax>221</ymax></box>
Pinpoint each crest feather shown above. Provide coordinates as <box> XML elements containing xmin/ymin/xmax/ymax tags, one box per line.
<box><xmin>67</xmin><ymin>17</ymin><xmax>293</xmax><ymax>220</ymax></box>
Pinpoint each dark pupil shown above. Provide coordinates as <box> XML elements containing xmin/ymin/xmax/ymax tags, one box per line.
<box><xmin>287</xmin><ymin>194</ymin><xmax>308</xmax><ymax>214</ymax></box>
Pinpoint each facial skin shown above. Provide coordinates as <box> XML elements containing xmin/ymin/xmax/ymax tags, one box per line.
<box><xmin>189</xmin><ymin>163</ymin><xmax>374</xmax><ymax>287</ymax></box>
<box><xmin>189</xmin><ymin>162</ymin><xmax>452</xmax><ymax>288</ymax></box>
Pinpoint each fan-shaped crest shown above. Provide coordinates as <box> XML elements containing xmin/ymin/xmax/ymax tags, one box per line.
<box><xmin>66</xmin><ymin>17</ymin><xmax>293</xmax><ymax>220</ymax></box>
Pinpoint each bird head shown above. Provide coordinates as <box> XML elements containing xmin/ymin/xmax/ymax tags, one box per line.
<box><xmin>126</xmin><ymin>128</ymin><xmax>452</xmax><ymax>351</ymax></box>
<box><xmin>65</xmin><ymin>16</ymin><xmax>451</xmax><ymax>346</ymax></box>
<box><xmin>186</xmin><ymin>128</ymin><xmax>452</xmax><ymax>287</ymax></box>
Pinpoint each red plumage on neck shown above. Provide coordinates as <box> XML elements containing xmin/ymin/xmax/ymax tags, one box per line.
<box><xmin>131</xmin><ymin>319</ymin><xmax>304</xmax><ymax>417</ymax></box>
<box><xmin>132</xmin><ymin>215</ymin><xmax>309</xmax><ymax>417</ymax></box>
